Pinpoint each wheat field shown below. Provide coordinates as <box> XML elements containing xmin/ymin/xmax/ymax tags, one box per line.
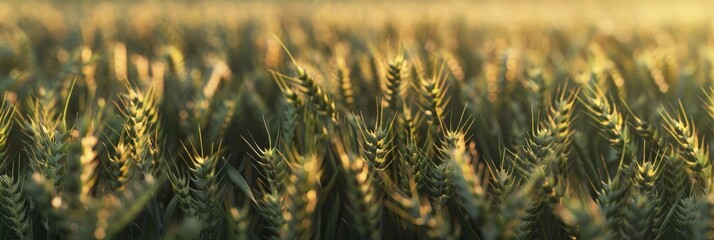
<box><xmin>1</xmin><ymin>1</ymin><xmax>714</xmax><ymax>239</ymax></box>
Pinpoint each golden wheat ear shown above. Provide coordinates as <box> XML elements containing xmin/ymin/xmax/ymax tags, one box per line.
<box><xmin>334</xmin><ymin>138</ymin><xmax>382</xmax><ymax>240</ymax></box>
<box><xmin>0</xmin><ymin>97</ymin><xmax>14</xmax><ymax>172</ymax></box>
<box><xmin>281</xmin><ymin>154</ymin><xmax>321</xmax><ymax>240</ymax></box>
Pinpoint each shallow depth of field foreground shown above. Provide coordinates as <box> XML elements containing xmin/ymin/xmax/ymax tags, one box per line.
<box><xmin>2</xmin><ymin>1</ymin><xmax>714</xmax><ymax>239</ymax></box>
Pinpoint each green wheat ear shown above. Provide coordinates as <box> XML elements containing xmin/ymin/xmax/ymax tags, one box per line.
<box><xmin>446</xmin><ymin>138</ymin><xmax>489</xmax><ymax>223</ymax></box>
<box><xmin>273</xmin><ymin>37</ymin><xmax>337</xmax><ymax>122</ymax></box>
<box><xmin>597</xmin><ymin>176</ymin><xmax>627</xmax><ymax>239</ymax></box>
<box><xmin>485</xmin><ymin>168</ymin><xmax>524</xmax><ymax>240</ymax></box>
<box><xmin>168</xmin><ymin>166</ymin><xmax>196</xmax><ymax>218</ymax></box>
<box><xmin>580</xmin><ymin>80</ymin><xmax>632</xmax><ymax>165</ymax></box>
<box><xmin>384</xmin><ymin>53</ymin><xmax>405</xmax><ymax>113</ymax></box>
<box><xmin>24</xmin><ymin>94</ymin><xmax>72</xmax><ymax>192</ymax></box>
<box><xmin>418</xmin><ymin>61</ymin><xmax>450</xmax><ymax>127</ymax></box>
<box><xmin>281</xmin><ymin>154</ymin><xmax>321</xmax><ymax>240</ymax></box>
<box><xmin>336</xmin><ymin>141</ymin><xmax>381</xmax><ymax>240</ymax></box>
<box><xmin>226</xmin><ymin>203</ymin><xmax>251</xmax><ymax>240</ymax></box>
<box><xmin>0</xmin><ymin>174</ymin><xmax>30</xmax><ymax>238</ymax></box>
<box><xmin>273</xmin><ymin>71</ymin><xmax>302</xmax><ymax>145</ymax></box>
<box><xmin>400</xmin><ymin>133</ymin><xmax>428</xmax><ymax>192</ymax></box>
<box><xmin>246</xmin><ymin>127</ymin><xmax>289</xmax><ymax>238</ymax></box>
<box><xmin>556</xmin><ymin>198</ymin><xmax>611</xmax><ymax>240</ymax></box>
<box><xmin>244</xmin><ymin>124</ymin><xmax>289</xmax><ymax>191</ymax></box>
<box><xmin>625</xmin><ymin>103</ymin><xmax>665</xmax><ymax>153</ymax></box>
<box><xmin>623</xmin><ymin>192</ymin><xmax>655</xmax><ymax>240</ymax></box>
<box><xmin>659</xmin><ymin>104</ymin><xmax>710</xmax><ymax>186</ymax></box>
<box><xmin>354</xmin><ymin>110</ymin><xmax>395</xmax><ymax>188</ymax></box>
<box><xmin>514</xmin><ymin>87</ymin><xmax>576</xmax><ymax>179</ymax></box>
<box><xmin>182</xmin><ymin>140</ymin><xmax>226</xmax><ymax>239</ymax></box>
<box><xmin>295</xmin><ymin>67</ymin><xmax>338</xmax><ymax>121</ymax></box>
<box><xmin>121</xmin><ymin>84</ymin><xmax>161</xmax><ymax>177</ymax></box>
<box><xmin>104</xmin><ymin>137</ymin><xmax>133</xmax><ymax>192</ymax></box>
